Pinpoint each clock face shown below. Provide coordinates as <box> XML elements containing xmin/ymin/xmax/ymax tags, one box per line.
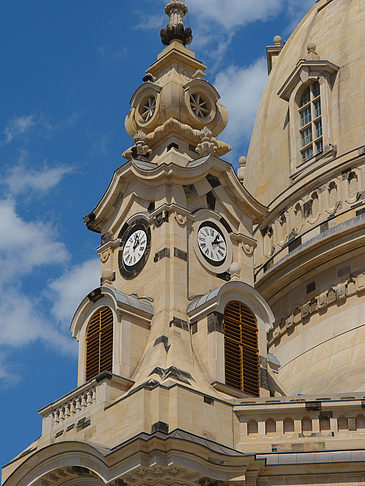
<box><xmin>122</xmin><ymin>228</ymin><xmax>148</xmax><ymax>268</ymax></box>
<box><xmin>198</xmin><ymin>222</ymin><xmax>227</xmax><ymax>266</ymax></box>
<box><xmin>119</xmin><ymin>220</ymin><xmax>151</xmax><ymax>279</ymax></box>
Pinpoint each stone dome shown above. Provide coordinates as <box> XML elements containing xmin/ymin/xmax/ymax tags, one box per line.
<box><xmin>247</xmin><ymin>0</ymin><xmax>365</xmax><ymax>396</ymax></box>
<box><xmin>245</xmin><ymin>0</ymin><xmax>365</xmax><ymax>206</ymax></box>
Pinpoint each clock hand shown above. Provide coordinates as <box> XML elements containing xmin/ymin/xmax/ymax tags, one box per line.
<box><xmin>133</xmin><ymin>234</ymin><xmax>140</xmax><ymax>250</ymax></box>
<box><xmin>212</xmin><ymin>235</ymin><xmax>222</xmax><ymax>245</ymax></box>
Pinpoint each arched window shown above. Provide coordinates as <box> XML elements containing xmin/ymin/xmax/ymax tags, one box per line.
<box><xmin>302</xmin><ymin>416</ymin><xmax>312</xmax><ymax>433</ymax></box>
<box><xmin>284</xmin><ymin>417</ymin><xmax>295</xmax><ymax>434</ymax></box>
<box><xmin>357</xmin><ymin>415</ymin><xmax>365</xmax><ymax>430</ymax></box>
<box><xmin>86</xmin><ymin>307</ymin><xmax>113</xmax><ymax>381</ymax></box>
<box><xmin>224</xmin><ymin>301</ymin><xmax>259</xmax><ymax>397</ymax></box>
<box><xmin>338</xmin><ymin>416</ymin><xmax>348</xmax><ymax>432</ymax></box>
<box><xmin>247</xmin><ymin>419</ymin><xmax>258</xmax><ymax>436</ymax></box>
<box><xmin>265</xmin><ymin>419</ymin><xmax>276</xmax><ymax>435</ymax></box>
<box><xmin>320</xmin><ymin>415</ymin><xmax>331</xmax><ymax>432</ymax></box>
<box><xmin>299</xmin><ymin>81</ymin><xmax>323</xmax><ymax>162</ymax></box>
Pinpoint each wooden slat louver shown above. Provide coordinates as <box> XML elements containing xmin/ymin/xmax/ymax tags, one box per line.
<box><xmin>86</xmin><ymin>306</ymin><xmax>113</xmax><ymax>381</ymax></box>
<box><xmin>224</xmin><ymin>301</ymin><xmax>259</xmax><ymax>397</ymax></box>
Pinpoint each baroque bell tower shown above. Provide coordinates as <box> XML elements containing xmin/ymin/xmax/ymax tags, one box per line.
<box><xmin>2</xmin><ymin>3</ymin><xmax>276</xmax><ymax>485</ymax></box>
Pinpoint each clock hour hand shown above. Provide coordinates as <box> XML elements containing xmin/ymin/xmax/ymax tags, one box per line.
<box><xmin>212</xmin><ymin>235</ymin><xmax>222</xmax><ymax>245</ymax></box>
<box><xmin>133</xmin><ymin>234</ymin><xmax>140</xmax><ymax>250</ymax></box>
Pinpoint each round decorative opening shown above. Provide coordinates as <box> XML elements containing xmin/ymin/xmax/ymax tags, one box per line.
<box><xmin>190</xmin><ymin>93</ymin><xmax>211</xmax><ymax>119</ymax></box>
<box><xmin>140</xmin><ymin>96</ymin><xmax>156</xmax><ymax>123</ymax></box>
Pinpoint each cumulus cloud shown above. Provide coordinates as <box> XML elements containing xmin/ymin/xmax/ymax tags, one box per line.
<box><xmin>4</xmin><ymin>164</ymin><xmax>74</xmax><ymax>195</ymax></box>
<box><xmin>155</xmin><ymin>0</ymin><xmax>314</xmax><ymax>65</ymax></box>
<box><xmin>0</xmin><ymin>164</ymin><xmax>96</xmax><ymax>385</ymax></box>
<box><xmin>0</xmin><ymin>290</ymin><xmax>72</xmax><ymax>353</ymax></box>
<box><xmin>0</xmin><ymin>352</ymin><xmax>21</xmax><ymax>386</ymax></box>
<box><xmin>215</xmin><ymin>57</ymin><xmax>267</xmax><ymax>149</ymax></box>
<box><xmin>188</xmin><ymin>0</ymin><xmax>282</xmax><ymax>30</ymax></box>
<box><xmin>2</xmin><ymin>115</ymin><xmax>35</xmax><ymax>144</ymax></box>
<box><xmin>49</xmin><ymin>259</ymin><xmax>100</xmax><ymax>326</ymax></box>
<box><xmin>0</xmin><ymin>199</ymin><xmax>69</xmax><ymax>284</ymax></box>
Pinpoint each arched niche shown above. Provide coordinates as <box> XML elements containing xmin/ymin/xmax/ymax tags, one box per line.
<box><xmin>70</xmin><ymin>286</ymin><xmax>154</xmax><ymax>386</ymax></box>
<box><xmin>187</xmin><ymin>280</ymin><xmax>274</xmax><ymax>397</ymax></box>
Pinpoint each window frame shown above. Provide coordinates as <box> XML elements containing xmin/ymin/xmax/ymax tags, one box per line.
<box><xmin>278</xmin><ymin>59</ymin><xmax>339</xmax><ymax>179</ymax></box>
<box><xmin>224</xmin><ymin>301</ymin><xmax>260</xmax><ymax>397</ymax></box>
<box><xmin>85</xmin><ymin>306</ymin><xmax>114</xmax><ymax>381</ymax></box>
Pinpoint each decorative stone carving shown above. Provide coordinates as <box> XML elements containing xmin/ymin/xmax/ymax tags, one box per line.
<box><xmin>237</xmin><ymin>156</ymin><xmax>246</xmax><ymax>183</ymax></box>
<box><xmin>242</xmin><ymin>242</ymin><xmax>254</xmax><ymax>256</ymax></box>
<box><xmin>175</xmin><ymin>213</ymin><xmax>187</xmax><ymax>226</ymax></box>
<box><xmin>256</xmin><ymin>160</ymin><xmax>364</xmax><ymax>275</ymax></box>
<box><xmin>305</xmin><ymin>42</ymin><xmax>320</xmax><ymax>61</ymax></box>
<box><xmin>133</xmin><ymin>130</ymin><xmax>152</xmax><ymax>158</ymax></box>
<box><xmin>160</xmin><ymin>1</ymin><xmax>193</xmax><ymax>46</ymax></box>
<box><xmin>122</xmin><ymin>465</ymin><xmax>201</xmax><ymax>485</ymax></box>
<box><xmin>268</xmin><ymin>272</ymin><xmax>365</xmax><ymax>344</ymax></box>
<box><xmin>100</xmin><ymin>249</ymin><xmax>111</xmax><ymax>263</ymax></box>
<box><xmin>196</xmin><ymin>126</ymin><xmax>219</xmax><ymax>156</ymax></box>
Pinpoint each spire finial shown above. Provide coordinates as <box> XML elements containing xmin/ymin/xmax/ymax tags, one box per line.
<box><xmin>160</xmin><ymin>1</ymin><xmax>193</xmax><ymax>46</ymax></box>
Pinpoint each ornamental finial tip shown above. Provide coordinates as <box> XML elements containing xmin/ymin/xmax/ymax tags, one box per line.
<box><xmin>160</xmin><ymin>1</ymin><xmax>193</xmax><ymax>46</ymax></box>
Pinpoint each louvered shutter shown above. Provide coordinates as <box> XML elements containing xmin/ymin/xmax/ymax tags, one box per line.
<box><xmin>224</xmin><ymin>301</ymin><xmax>259</xmax><ymax>396</ymax></box>
<box><xmin>86</xmin><ymin>307</ymin><xmax>113</xmax><ymax>381</ymax></box>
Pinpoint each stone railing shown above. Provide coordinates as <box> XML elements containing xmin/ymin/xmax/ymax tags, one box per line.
<box><xmin>255</xmin><ymin>154</ymin><xmax>365</xmax><ymax>278</ymax></box>
<box><xmin>234</xmin><ymin>394</ymin><xmax>365</xmax><ymax>452</ymax></box>
<box><xmin>52</xmin><ymin>385</ymin><xmax>96</xmax><ymax>426</ymax></box>
<box><xmin>39</xmin><ymin>372</ymin><xmax>134</xmax><ymax>437</ymax></box>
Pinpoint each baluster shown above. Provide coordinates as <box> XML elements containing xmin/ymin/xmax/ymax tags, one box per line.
<box><xmin>70</xmin><ymin>400</ymin><xmax>76</xmax><ymax>414</ymax></box>
<box><xmin>81</xmin><ymin>394</ymin><xmax>87</xmax><ymax>408</ymax></box>
<box><xmin>65</xmin><ymin>403</ymin><xmax>71</xmax><ymax>417</ymax></box>
<box><xmin>53</xmin><ymin>410</ymin><xmax>59</xmax><ymax>424</ymax></box>
<box><xmin>87</xmin><ymin>390</ymin><xmax>93</xmax><ymax>405</ymax></box>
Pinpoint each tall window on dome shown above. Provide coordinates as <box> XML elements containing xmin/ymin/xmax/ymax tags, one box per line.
<box><xmin>299</xmin><ymin>81</ymin><xmax>323</xmax><ymax>163</ymax></box>
<box><xmin>86</xmin><ymin>307</ymin><xmax>113</xmax><ymax>381</ymax></box>
<box><xmin>224</xmin><ymin>301</ymin><xmax>259</xmax><ymax>396</ymax></box>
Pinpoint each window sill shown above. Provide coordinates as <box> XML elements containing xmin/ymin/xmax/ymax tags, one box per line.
<box><xmin>211</xmin><ymin>381</ymin><xmax>255</xmax><ymax>398</ymax></box>
<box><xmin>291</xmin><ymin>143</ymin><xmax>337</xmax><ymax>181</ymax></box>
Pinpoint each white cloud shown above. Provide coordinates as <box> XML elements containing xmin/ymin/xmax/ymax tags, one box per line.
<box><xmin>4</xmin><ymin>164</ymin><xmax>74</xmax><ymax>195</ymax></box>
<box><xmin>0</xmin><ymin>195</ymin><xmax>96</xmax><ymax>384</ymax></box>
<box><xmin>215</xmin><ymin>57</ymin><xmax>267</xmax><ymax>149</ymax></box>
<box><xmin>0</xmin><ymin>197</ymin><xmax>77</xmax><ymax>384</ymax></box>
<box><xmin>0</xmin><ymin>352</ymin><xmax>21</xmax><ymax>386</ymax></box>
<box><xmin>188</xmin><ymin>0</ymin><xmax>282</xmax><ymax>30</ymax></box>
<box><xmin>0</xmin><ymin>199</ymin><xmax>69</xmax><ymax>284</ymax></box>
<box><xmin>2</xmin><ymin>115</ymin><xmax>35</xmax><ymax>144</ymax></box>
<box><xmin>0</xmin><ymin>289</ymin><xmax>72</xmax><ymax>353</ymax></box>
<box><xmin>154</xmin><ymin>0</ymin><xmax>314</xmax><ymax>66</ymax></box>
<box><xmin>49</xmin><ymin>259</ymin><xmax>100</xmax><ymax>326</ymax></box>
<box><xmin>135</xmin><ymin>12</ymin><xmax>163</xmax><ymax>31</ymax></box>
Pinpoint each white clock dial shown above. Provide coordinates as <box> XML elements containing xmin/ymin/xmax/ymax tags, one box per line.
<box><xmin>198</xmin><ymin>223</ymin><xmax>227</xmax><ymax>265</ymax></box>
<box><xmin>122</xmin><ymin>229</ymin><xmax>148</xmax><ymax>267</ymax></box>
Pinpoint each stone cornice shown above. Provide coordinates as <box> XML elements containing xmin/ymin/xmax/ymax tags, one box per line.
<box><xmin>262</xmin><ymin>147</ymin><xmax>365</xmax><ymax>217</ymax></box>
<box><xmin>278</xmin><ymin>59</ymin><xmax>339</xmax><ymax>102</ymax></box>
<box><xmin>146</xmin><ymin>42</ymin><xmax>205</xmax><ymax>78</ymax></box>
<box><xmin>267</xmin><ymin>271</ymin><xmax>365</xmax><ymax>346</ymax></box>
<box><xmin>85</xmin><ymin>156</ymin><xmax>267</xmax><ymax>233</ymax></box>
<box><xmin>256</xmin><ymin>214</ymin><xmax>365</xmax><ymax>300</ymax></box>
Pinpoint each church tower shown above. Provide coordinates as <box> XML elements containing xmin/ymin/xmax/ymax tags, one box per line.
<box><xmin>4</xmin><ymin>1</ymin><xmax>365</xmax><ymax>485</ymax></box>
<box><xmin>2</xmin><ymin>3</ymin><xmax>274</xmax><ymax>485</ymax></box>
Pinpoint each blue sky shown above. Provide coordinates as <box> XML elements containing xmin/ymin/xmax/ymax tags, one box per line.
<box><xmin>0</xmin><ymin>0</ymin><xmax>313</xmax><ymax>468</ymax></box>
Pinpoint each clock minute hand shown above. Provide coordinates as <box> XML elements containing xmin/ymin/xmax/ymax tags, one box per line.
<box><xmin>212</xmin><ymin>235</ymin><xmax>221</xmax><ymax>245</ymax></box>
